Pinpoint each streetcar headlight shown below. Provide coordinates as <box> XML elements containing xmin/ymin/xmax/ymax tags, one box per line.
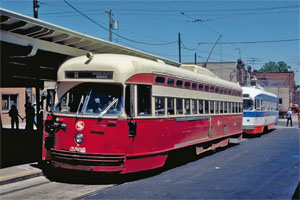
<box><xmin>75</xmin><ymin>133</ymin><xmax>84</xmax><ymax>144</ymax></box>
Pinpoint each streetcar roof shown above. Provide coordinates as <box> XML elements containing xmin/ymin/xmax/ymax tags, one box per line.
<box><xmin>242</xmin><ymin>86</ymin><xmax>278</xmax><ymax>100</ymax></box>
<box><xmin>58</xmin><ymin>54</ymin><xmax>241</xmax><ymax>90</ymax></box>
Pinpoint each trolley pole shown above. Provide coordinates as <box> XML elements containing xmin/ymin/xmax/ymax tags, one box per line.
<box><xmin>105</xmin><ymin>9</ymin><xmax>113</xmax><ymax>42</ymax></box>
<box><xmin>194</xmin><ymin>53</ymin><xmax>197</xmax><ymax>65</ymax></box>
<box><xmin>33</xmin><ymin>0</ymin><xmax>39</xmax><ymax>19</ymax></box>
<box><xmin>178</xmin><ymin>33</ymin><xmax>181</xmax><ymax>63</ymax></box>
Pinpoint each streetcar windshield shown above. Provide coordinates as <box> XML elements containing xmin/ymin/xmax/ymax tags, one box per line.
<box><xmin>55</xmin><ymin>83</ymin><xmax>123</xmax><ymax>116</ymax></box>
<box><xmin>243</xmin><ymin>99</ymin><xmax>254</xmax><ymax>111</ymax></box>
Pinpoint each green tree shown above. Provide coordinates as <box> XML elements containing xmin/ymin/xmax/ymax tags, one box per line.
<box><xmin>258</xmin><ymin>61</ymin><xmax>291</xmax><ymax>72</ymax></box>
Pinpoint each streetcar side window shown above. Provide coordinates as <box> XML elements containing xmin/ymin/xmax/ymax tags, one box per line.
<box><xmin>155</xmin><ymin>76</ymin><xmax>165</xmax><ymax>84</ymax></box>
<box><xmin>125</xmin><ymin>85</ymin><xmax>132</xmax><ymax>116</ymax></box>
<box><xmin>215</xmin><ymin>87</ymin><xmax>219</xmax><ymax>93</ymax></box>
<box><xmin>184</xmin><ymin>99</ymin><xmax>191</xmax><ymax>115</ymax></box>
<box><xmin>205</xmin><ymin>85</ymin><xmax>209</xmax><ymax>92</ymax></box>
<box><xmin>215</xmin><ymin>101</ymin><xmax>219</xmax><ymax>114</ymax></box>
<box><xmin>155</xmin><ymin>97</ymin><xmax>165</xmax><ymax>116</ymax></box>
<box><xmin>167</xmin><ymin>97</ymin><xmax>175</xmax><ymax>115</ymax></box>
<box><xmin>184</xmin><ymin>82</ymin><xmax>191</xmax><ymax>89</ymax></box>
<box><xmin>224</xmin><ymin>88</ymin><xmax>228</xmax><ymax>95</ymax></box>
<box><xmin>167</xmin><ymin>78</ymin><xmax>175</xmax><ymax>86</ymax></box>
<box><xmin>224</xmin><ymin>102</ymin><xmax>228</xmax><ymax>113</ymax></box>
<box><xmin>232</xmin><ymin>102</ymin><xmax>235</xmax><ymax>113</ymax></box>
<box><xmin>220</xmin><ymin>87</ymin><xmax>224</xmax><ymax>94</ymax></box>
<box><xmin>243</xmin><ymin>99</ymin><xmax>254</xmax><ymax>111</ymax></box>
<box><xmin>199</xmin><ymin>99</ymin><xmax>204</xmax><ymax>114</ymax></box>
<box><xmin>199</xmin><ymin>84</ymin><xmax>204</xmax><ymax>91</ymax></box>
<box><xmin>137</xmin><ymin>85</ymin><xmax>152</xmax><ymax>116</ymax></box>
<box><xmin>205</xmin><ymin>100</ymin><xmax>209</xmax><ymax>114</ymax></box>
<box><xmin>228</xmin><ymin>102</ymin><xmax>232</xmax><ymax>113</ymax></box>
<box><xmin>176</xmin><ymin>98</ymin><xmax>183</xmax><ymax>114</ymax></box>
<box><xmin>220</xmin><ymin>101</ymin><xmax>224</xmax><ymax>113</ymax></box>
<box><xmin>192</xmin><ymin>99</ymin><xmax>197</xmax><ymax>114</ymax></box>
<box><xmin>255</xmin><ymin>99</ymin><xmax>261</xmax><ymax>110</ymax></box>
<box><xmin>192</xmin><ymin>83</ymin><xmax>197</xmax><ymax>90</ymax></box>
<box><xmin>210</xmin><ymin>100</ymin><xmax>214</xmax><ymax>114</ymax></box>
<box><xmin>176</xmin><ymin>80</ymin><xmax>183</xmax><ymax>87</ymax></box>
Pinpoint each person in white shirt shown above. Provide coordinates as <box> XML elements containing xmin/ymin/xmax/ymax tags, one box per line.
<box><xmin>286</xmin><ymin>108</ymin><xmax>293</xmax><ymax>127</ymax></box>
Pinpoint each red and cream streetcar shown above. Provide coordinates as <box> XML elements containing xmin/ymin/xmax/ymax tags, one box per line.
<box><xmin>42</xmin><ymin>53</ymin><xmax>243</xmax><ymax>173</ymax></box>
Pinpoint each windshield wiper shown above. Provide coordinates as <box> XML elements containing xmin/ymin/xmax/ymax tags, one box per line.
<box><xmin>76</xmin><ymin>95</ymin><xmax>85</xmax><ymax>117</ymax></box>
<box><xmin>98</xmin><ymin>98</ymin><xmax>119</xmax><ymax>118</ymax></box>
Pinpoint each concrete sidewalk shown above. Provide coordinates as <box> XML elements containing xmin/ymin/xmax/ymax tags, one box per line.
<box><xmin>0</xmin><ymin>163</ymin><xmax>43</xmax><ymax>185</ymax></box>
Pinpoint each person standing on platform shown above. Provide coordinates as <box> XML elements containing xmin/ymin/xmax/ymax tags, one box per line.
<box><xmin>8</xmin><ymin>105</ymin><xmax>22</xmax><ymax>130</ymax></box>
<box><xmin>286</xmin><ymin>108</ymin><xmax>293</xmax><ymax>127</ymax></box>
<box><xmin>24</xmin><ymin>103</ymin><xmax>35</xmax><ymax>131</ymax></box>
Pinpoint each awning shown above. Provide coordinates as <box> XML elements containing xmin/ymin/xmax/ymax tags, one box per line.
<box><xmin>0</xmin><ymin>8</ymin><xmax>180</xmax><ymax>87</ymax></box>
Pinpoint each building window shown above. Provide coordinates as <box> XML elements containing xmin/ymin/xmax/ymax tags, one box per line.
<box><xmin>2</xmin><ymin>94</ymin><xmax>18</xmax><ymax>111</ymax></box>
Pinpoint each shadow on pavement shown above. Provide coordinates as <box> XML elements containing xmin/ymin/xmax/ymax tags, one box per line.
<box><xmin>0</xmin><ymin>128</ymin><xmax>42</xmax><ymax>169</ymax></box>
<box><xmin>42</xmin><ymin>142</ymin><xmax>239</xmax><ymax>185</ymax></box>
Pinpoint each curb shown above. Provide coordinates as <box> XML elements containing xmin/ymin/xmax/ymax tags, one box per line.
<box><xmin>0</xmin><ymin>169</ymin><xmax>43</xmax><ymax>185</ymax></box>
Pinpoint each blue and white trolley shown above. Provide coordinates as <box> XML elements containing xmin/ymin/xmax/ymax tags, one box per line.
<box><xmin>242</xmin><ymin>86</ymin><xmax>279</xmax><ymax>134</ymax></box>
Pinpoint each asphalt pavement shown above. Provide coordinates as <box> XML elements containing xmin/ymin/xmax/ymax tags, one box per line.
<box><xmin>0</xmin><ymin>115</ymin><xmax>299</xmax><ymax>199</ymax></box>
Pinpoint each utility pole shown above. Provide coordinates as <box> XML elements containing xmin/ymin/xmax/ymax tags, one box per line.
<box><xmin>194</xmin><ymin>53</ymin><xmax>197</xmax><ymax>65</ymax></box>
<box><xmin>178</xmin><ymin>33</ymin><xmax>181</xmax><ymax>63</ymax></box>
<box><xmin>33</xmin><ymin>0</ymin><xmax>39</xmax><ymax>18</ymax></box>
<box><xmin>247</xmin><ymin>57</ymin><xmax>259</xmax><ymax>70</ymax></box>
<box><xmin>105</xmin><ymin>10</ymin><xmax>113</xmax><ymax>42</ymax></box>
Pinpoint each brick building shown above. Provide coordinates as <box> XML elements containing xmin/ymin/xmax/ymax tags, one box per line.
<box><xmin>253</xmin><ymin>71</ymin><xmax>295</xmax><ymax>112</ymax></box>
<box><xmin>1</xmin><ymin>88</ymin><xmax>26</xmax><ymax>126</ymax></box>
<box><xmin>293</xmin><ymin>86</ymin><xmax>300</xmax><ymax>106</ymax></box>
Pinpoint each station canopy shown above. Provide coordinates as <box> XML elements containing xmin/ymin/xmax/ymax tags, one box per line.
<box><xmin>0</xmin><ymin>8</ymin><xmax>180</xmax><ymax>88</ymax></box>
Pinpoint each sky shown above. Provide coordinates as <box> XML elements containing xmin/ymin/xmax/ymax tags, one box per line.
<box><xmin>1</xmin><ymin>0</ymin><xmax>299</xmax><ymax>84</ymax></box>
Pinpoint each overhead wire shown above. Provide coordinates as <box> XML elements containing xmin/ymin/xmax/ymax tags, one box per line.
<box><xmin>63</xmin><ymin>0</ymin><xmax>178</xmax><ymax>46</ymax></box>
